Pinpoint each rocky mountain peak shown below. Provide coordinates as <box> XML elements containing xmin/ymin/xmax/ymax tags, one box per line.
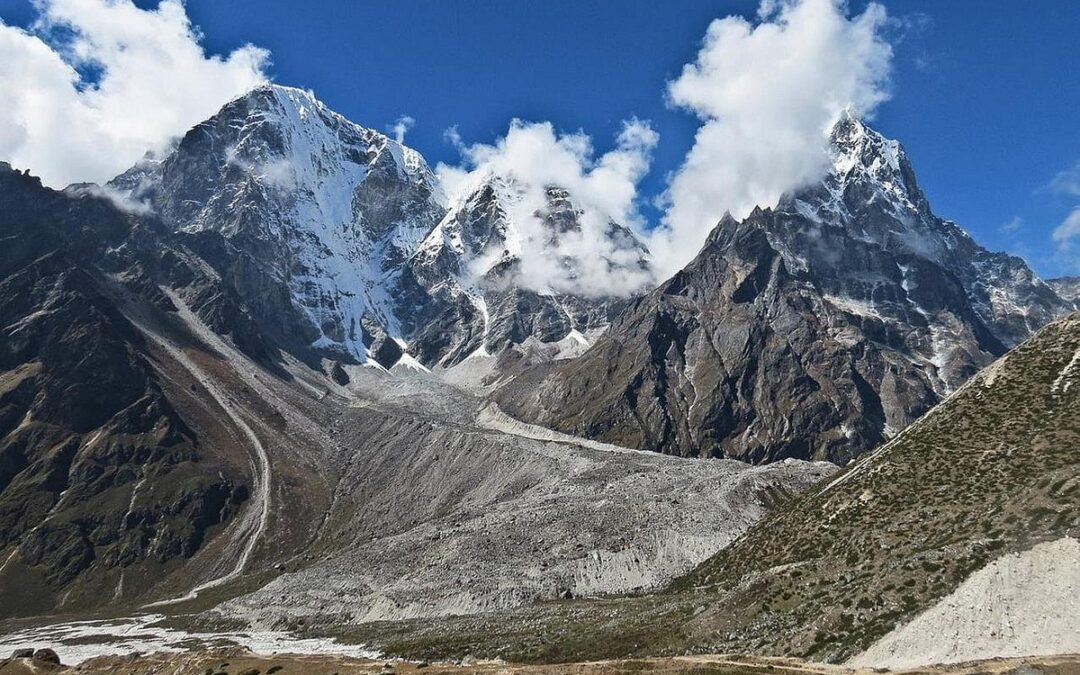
<box><xmin>107</xmin><ymin>86</ymin><xmax>648</xmax><ymax>371</ymax></box>
<box><xmin>496</xmin><ymin>116</ymin><xmax>1074</xmax><ymax>464</ymax></box>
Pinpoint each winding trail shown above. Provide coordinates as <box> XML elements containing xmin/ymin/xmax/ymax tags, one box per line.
<box><xmin>476</xmin><ymin>401</ymin><xmax>647</xmax><ymax>456</ymax></box>
<box><xmin>127</xmin><ymin>303</ymin><xmax>272</xmax><ymax>608</ymax></box>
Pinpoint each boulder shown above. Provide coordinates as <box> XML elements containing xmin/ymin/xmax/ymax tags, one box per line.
<box><xmin>32</xmin><ymin>648</ymin><xmax>61</xmax><ymax>666</ymax></box>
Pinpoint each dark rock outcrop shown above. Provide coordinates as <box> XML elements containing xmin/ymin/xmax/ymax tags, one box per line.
<box><xmin>0</xmin><ymin>163</ymin><xmax>247</xmax><ymax>617</ymax></box>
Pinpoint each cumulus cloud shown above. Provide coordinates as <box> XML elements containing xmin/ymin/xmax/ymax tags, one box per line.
<box><xmin>436</xmin><ymin>119</ymin><xmax>659</xmax><ymax>297</ymax></box>
<box><xmin>0</xmin><ymin>0</ymin><xmax>269</xmax><ymax>188</ymax></box>
<box><xmin>649</xmin><ymin>0</ymin><xmax>894</xmax><ymax>277</ymax></box>
<box><xmin>390</xmin><ymin>115</ymin><xmax>416</xmax><ymax>144</ymax></box>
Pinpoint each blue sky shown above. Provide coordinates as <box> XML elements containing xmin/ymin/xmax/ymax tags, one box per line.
<box><xmin>2</xmin><ymin>0</ymin><xmax>1078</xmax><ymax>277</ymax></box>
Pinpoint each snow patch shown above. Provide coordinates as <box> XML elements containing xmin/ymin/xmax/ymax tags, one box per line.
<box><xmin>1051</xmin><ymin>347</ymin><xmax>1080</xmax><ymax>394</ymax></box>
<box><xmin>823</xmin><ymin>294</ymin><xmax>885</xmax><ymax>321</ymax></box>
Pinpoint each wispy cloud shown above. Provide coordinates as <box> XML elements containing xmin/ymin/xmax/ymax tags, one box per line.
<box><xmin>0</xmin><ymin>0</ymin><xmax>269</xmax><ymax>188</ymax></box>
<box><xmin>1051</xmin><ymin>207</ymin><xmax>1080</xmax><ymax>274</ymax></box>
<box><xmin>64</xmin><ymin>182</ymin><xmax>154</xmax><ymax>215</ymax></box>
<box><xmin>1048</xmin><ymin>161</ymin><xmax>1080</xmax><ymax>197</ymax></box>
<box><xmin>1052</xmin><ymin>208</ymin><xmax>1080</xmax><ymax>245</ymax></box>
<box><xmin>999</xmin><ymin>216</ymin><xmax>1024</xmax><ymax>234</ymax></box>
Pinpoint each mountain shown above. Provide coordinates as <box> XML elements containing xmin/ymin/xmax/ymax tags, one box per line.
<box><xmin>110</xmin><ymin>84</ymin><xmax>445</xmax><ymax>366</ymax></box>
<box><xmin>496</xmin><ymin>115</ymin><xmax>1074</xmax><ymax>464</ymax></box>
<box><xmin>669</xmin><ymin>310</ymin><xmax>1080</xmax><ymax>664</ymax></box>
<box><xmin>0</xmin><ymin>80</ymin><xmax>1073</xmax><ymax>654</ymax></box>
<box><xmin>0</xmin><ymin>159</ymin><xmax>829</xmax><ymax>620</ymax></box>
<box><xmin>0</xmin><ymin>165</ymin><xmax>253</xmax><ymax>615</ymax></box>
<box><xmin>109</xmin><ymin>85</ymin><xmax>649</xmax><ymax>373</ymax></box>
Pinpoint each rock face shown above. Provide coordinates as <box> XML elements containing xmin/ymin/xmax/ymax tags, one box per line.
<box><xmin>111</xmin><ymin>85</ymin><xmax>647</xmax><ymax>370</ymax></box>
<box><xmin>1049</xmin><ymin>276</ymin><xmax>1080</xmax><ymax>305</ymax></box>
<box><xmin>496</xmin><ymin>115</ymin><xmax>1073</xmax><ymax>464</ymax></box>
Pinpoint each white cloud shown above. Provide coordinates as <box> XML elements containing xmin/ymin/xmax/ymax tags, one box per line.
<box><xmin>0</xmin><ymin>0</ymin><xmax>269</xmax><ymax>188</ymax></box>
<box><xmin>436</xmin><ymin>119</ymin><xmax>659</xmax><ymax>297</ymax></box>
<box><xmin>225</xmin><ymin>144</ymin><xmax>295</xmax><ymax>191</ymax></box>
<box><xmin>390</xmin><ymin>115</ymin><xmax>415</xmax><ymax>144</ymax></box>
<box><xmin>1049</xmin><ymin>161</ymin><xmax>1080</xmax><ymax>197</ymax></box>
<box><xmin>649</xmin><ymin>0</ymin><xmax>894</xmax><ymax>277</ymax></box>
<box><xmin>64</xmin><ymin>182</ymin><xmax>153</xmax><ymax>214</ymax></box>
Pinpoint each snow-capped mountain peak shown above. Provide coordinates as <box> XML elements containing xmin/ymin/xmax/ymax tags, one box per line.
<box><xmin>110</xmin><ymin>83</ymin><xmax>446</xmax><ymax>363</ymax></box>
<box><xmin>790</xmin><ymin>113</ymin><xmax>930</xmax><ymax>230</ymax></box>
<box><xmin>414</xmin><ymin>172</ymin><xmax>650</xmax><ymax>294</ymax></box>
<box><xmin>830</xmin><ymin>112</ymin><xmax>907</xmax><ymax>195</ymax></box>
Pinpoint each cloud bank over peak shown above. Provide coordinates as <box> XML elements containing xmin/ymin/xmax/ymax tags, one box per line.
<box><xmin>435</xmin><ymin>118</ymin><xmax>659</xmax><ymax>297</ymax></box>
<box><xmin>649</xmin><ymin>0</ymin><xmax>894</xmax><ymax>278</ymax></box>
<box><xmin>0</xmin><ymin>0</ymin><xmax>269</xmax><ymax>188</ymax></box>
<box><xmin>0</xmin><ymin>0</ymin><xmax>905</xmax><ymax>293</ymax></box>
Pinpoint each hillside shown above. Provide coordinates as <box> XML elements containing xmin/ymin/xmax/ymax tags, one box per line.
<box><xmin>317</xmin><ymin>312</ymin><xmax>1078</xmax><ymax>667</ymax></box>
<box><xmin>670</xmin><ymin>311</ymin><xmax>1080</xmax><ymax>661</ymax></box>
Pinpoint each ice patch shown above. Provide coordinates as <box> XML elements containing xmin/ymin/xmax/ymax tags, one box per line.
<box><xmin>0</xmin><ymin>614</ymin><xmax>381</xmax><ymax>666</ymax></box>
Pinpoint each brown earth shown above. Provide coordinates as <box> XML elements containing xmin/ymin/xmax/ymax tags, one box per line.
<box><xmin>2</xmin><ymin>649</ymin><xmax>1079</xmax><ymax>675</ymax></box>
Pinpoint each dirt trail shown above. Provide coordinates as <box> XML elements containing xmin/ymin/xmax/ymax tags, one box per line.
<box><xmin>126</xmin><ymin>300</ymin><xmax>272</xmax><ymax>607</ymax></box>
